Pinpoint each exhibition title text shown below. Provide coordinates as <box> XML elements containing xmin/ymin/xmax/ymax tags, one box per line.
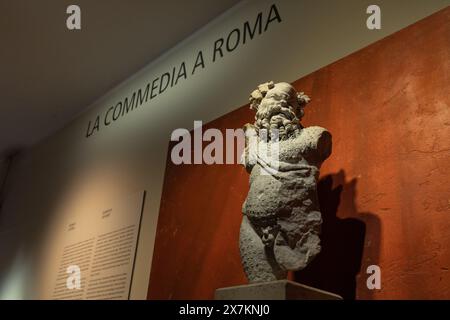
<box><xmin>85</xmin><ymin>4</ymin><xmax>282</xmax><ymax>138</ymax></box>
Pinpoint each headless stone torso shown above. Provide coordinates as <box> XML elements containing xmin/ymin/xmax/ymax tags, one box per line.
<box><xmin>240</xmin><ymin>126</ymin><xmax>332</xmax><ymax>281</ymax></box>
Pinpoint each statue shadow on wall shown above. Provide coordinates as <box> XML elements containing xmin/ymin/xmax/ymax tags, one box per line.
<box><xmin>293</xmin><ymin>170</ymin><xmax>380</xmax><ymax>300</ymax></box>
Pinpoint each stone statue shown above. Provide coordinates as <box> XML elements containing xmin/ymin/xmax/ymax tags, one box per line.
<box><xmin>240</xmin><ymin>81</ymin><xmax>332</xmax><ymax>283</ymax></box>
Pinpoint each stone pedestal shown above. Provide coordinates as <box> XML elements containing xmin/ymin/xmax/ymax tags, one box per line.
<box><xmin>215</xmin><ymin>280</ymin><xmax>342</xmax><ymax>300</ymax></box>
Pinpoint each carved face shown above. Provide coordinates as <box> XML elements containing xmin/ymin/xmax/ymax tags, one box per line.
<box><xmin>254</xmin><ymin>83</ymin><xmax>303</xmax><ymax>139</ymax></box>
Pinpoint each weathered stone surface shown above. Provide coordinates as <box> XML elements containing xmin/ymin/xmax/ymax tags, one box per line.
<box><xmin>240</xmin><ymin>82</ymin><xmax>332</xmax><ymax>283</ymax></box>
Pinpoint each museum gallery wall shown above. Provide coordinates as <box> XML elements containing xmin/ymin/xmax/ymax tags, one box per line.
<box><xmin>0</xmin><ymin>0</ymin><xmax>449</xmax><ymax>299</ymax></box>
<box><xmin>148</xmin><ymin>8</ymin><xmax>450</xmax><ymax>300</ymax></box>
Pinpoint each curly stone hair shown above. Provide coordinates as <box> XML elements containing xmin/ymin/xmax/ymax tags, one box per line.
<box><xmin>247</xmin><ymin>81</ymin><xmax>311</xmax><ymax>140</ymax></box>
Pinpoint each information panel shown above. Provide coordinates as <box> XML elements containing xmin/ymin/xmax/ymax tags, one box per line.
<box><xmin>50</xmin><ymin>191</ymin><xmax>145</xmax><ymax>300</ymax></box>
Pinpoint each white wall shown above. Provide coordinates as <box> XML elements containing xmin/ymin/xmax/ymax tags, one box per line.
<box><xmin>0</xmin><ymin>0</ymin><xmax>449</xmax><ymax>299</ymax></box>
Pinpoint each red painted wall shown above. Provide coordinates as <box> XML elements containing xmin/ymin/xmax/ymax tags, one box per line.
<box><xmin>148</xmin><ymin>8</ymin><xmax>450</xmax><ymax>299</ymax></box>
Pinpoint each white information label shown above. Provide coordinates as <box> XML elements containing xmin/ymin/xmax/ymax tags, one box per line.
<box><xmin>50</xmin><ymin>191</ymin><xmax>145</xmax><ymax>300</ymax></box>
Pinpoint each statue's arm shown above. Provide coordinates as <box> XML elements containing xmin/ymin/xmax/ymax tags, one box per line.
<box><xmin>241</xmin><ymin>123</ymin><xmax>258</xmax><ymax>172</ymax></box>
<box><xmin>308</xmin><ymin>126</ymin><xmax>332</xmax><ymax>164</ymax></box>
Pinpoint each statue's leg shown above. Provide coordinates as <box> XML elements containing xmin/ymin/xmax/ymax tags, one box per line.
<box><xmin>274</xmin><ymin>210</ymin><xmax>322</xmax><ymax>271</ymax></box>
<box><xmin>239</xmin><ymin>215</ymin><xmax>287</xmax><ymax>282</ymax></box>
